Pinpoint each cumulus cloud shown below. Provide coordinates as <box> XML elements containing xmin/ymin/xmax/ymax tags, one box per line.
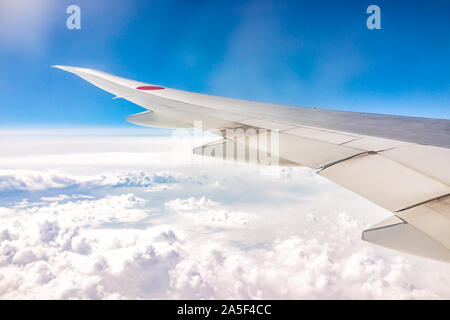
<box><xmin>168</xmin><ymin>212</ymin><xmax>450</xmax><ymax>300</ymax></box>
<box><xmin>166</xmin><ymin>197</ymin><xmax>250</xmax><ymax>227</ymax></box>
<box><xmin>0</xmin><ymin>132</ymin><xmax>449</xmax><ymax>299</ymax></box>
<box><xmin>1</xmin><ymin>188</ymin><xmax>449</xmax><ymax>299</ymax></box>
<box><xmin>40</xmin><ymin>194</ymin><xmax>94</xmax><ymax>202</ymax></box>
<box><xmin>0</xmin><ymin>169</ymin><xmax>182</xmax><ymax>192</ymax></box>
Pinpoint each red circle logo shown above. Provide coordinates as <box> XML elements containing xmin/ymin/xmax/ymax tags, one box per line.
<box><xmin>136</xmin><ymin>86</ymin><xmax>165</xmax><ymax>90</ymax></box>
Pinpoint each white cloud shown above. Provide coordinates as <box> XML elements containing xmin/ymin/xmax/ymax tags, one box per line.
<box><xmin>166</xmin><ymin>197</ymin><xmax>251</xmax><ymax>227</ymax></box>
<box><xmin>1</xmin><ymin>190</ymin><xmax>449</xmax><ymax>299</ymax></box>
<box><xmin>41</xmin><ymin>194</ymin><xmax>94</xmax><ymax>202</ymax></box>
<box><xmin>0</xmin><ymin>132</ymin><xmax>449</xmax><ymax>299</ymax></box>
<box><xmin>168</xmin><ymin>212</ymin><xmax>449</xmax><ymax>300</ymax></box>
<box><xmin>0</xmin><ymin>169</ymin><xmax>182</xmax><ymax>192</ymax></box>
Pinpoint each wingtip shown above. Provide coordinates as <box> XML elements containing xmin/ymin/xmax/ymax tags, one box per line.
<box><xmin>51</xmin><ymin>65</ymin><xmax>101</xmax><ymax>76</ymax></box>
<box><xmin>52</xmin><ymin>65</ymin><xmax>75</xmax><ymax>71</ymax></box>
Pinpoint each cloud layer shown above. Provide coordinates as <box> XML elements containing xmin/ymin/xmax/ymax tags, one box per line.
<box><xmin>0</xmin><ymin>132</ymin><xmax>449</xmax><ymax>299</ymax></box>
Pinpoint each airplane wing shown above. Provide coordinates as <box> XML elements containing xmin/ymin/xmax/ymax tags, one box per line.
<box><xmin>53</xmin><ymin>65</ymin><xmax>450</xmax><ymax>262</ymax></box>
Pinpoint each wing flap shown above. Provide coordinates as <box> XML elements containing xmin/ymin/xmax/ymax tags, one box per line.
<box><xmin>396</xmin><ymin>195</ymin><xmax>450</xmax><ymax>249</ymax></box>
<box><xmin>277</xmin><ymin>132</ymin><xmax>365</xmax><ymax>169</ymax></box>
<box><xmin>342</xmin><ymin>136</ymin><xmax>414</xmax><ymax>151</ymax></box>
<box><xmin>381</xmin><ymin>145</ymin><xmax>450</xmax><ymax>185</ymax></box>
<box><xmin>362</xmin><ymin>215</ymin><xmax>450</xmax><ymax>262</ymax></box>
<box><xmin>319</xmin><ymin>153</ymin><xmax>449</xmax><ymax>212</ymax></box>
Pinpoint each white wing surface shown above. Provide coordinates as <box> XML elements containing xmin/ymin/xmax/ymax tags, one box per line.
<box><xmin>54</xmin><ymin>65</ymin><xmax>450</xmax><ymax>262</ymax></box>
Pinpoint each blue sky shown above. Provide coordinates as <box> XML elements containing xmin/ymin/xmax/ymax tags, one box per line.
<box><xmin>0</xmin><ymin>0</ymin><xmax>449</xmax><ymax>128</ymax></box>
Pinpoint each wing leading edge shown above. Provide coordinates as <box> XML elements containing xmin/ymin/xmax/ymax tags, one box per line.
<box><xmin>53</xmin><ymin>65</ymin><xmax>450</xmax><ymax>262</ymax></box>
